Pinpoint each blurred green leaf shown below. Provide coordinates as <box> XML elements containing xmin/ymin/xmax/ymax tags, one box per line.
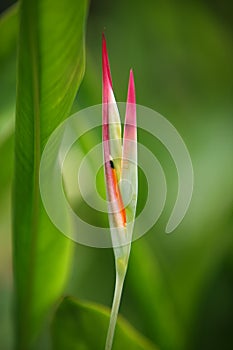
<box><xmin>128</xmin><ymin>240</ymin><xmax>185</xmax><ymax>350</ymax></box>
<box><xmin>12</xmin><ymin>0</ymin><xmax>88</xmax><ymax>348</ymax></box>
<box><xmin>0</xmin><ymin>8</ymin><xmax>18</xmax><ymax>350</ymax></box>
<box><xmin>0</xmin><ymin>4</ymin><xmax>18</xmax><ymax>61</ymax></box>
<box><xmin>0</xmin><ymin>4</ymin><xmax>18</xmax><ymax>148</ymax></box>
<box><xmin>51</xmin><ymin>297</ymin><xmax>158</xmax><ymax>350</ymax></box>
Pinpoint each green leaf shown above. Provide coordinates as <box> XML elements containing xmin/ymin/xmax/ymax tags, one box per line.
<box><xmin>128</xmin><ymin>240</ymin><xmax>185</xmax><ymax>350</ymax></box>
<box><xmin>12</xmin><ymin>0</ymin><xmax>88</xmax><ymax>348</ymax></box>
<box><xmin>51</xmin><ymin>297</ymin><xmax>159</xmax><ymax>350</ymax></box>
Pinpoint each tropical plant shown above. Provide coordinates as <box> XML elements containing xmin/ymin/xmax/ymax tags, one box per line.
<box><xmin>0</xmin><ymin>1</ymin><xmax>233</xmax><ymax>350</ymax></box>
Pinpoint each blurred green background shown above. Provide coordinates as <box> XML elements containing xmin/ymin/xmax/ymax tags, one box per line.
<box><xmin>0</xmin><ymin>0</ymin><xmax>233</xmax><ymax>349</ymax></box>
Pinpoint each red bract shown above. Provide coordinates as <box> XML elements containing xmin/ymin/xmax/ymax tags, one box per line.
<box><xmin>102</xmin><ymin>33</ymin><xmax>137</xmax><ymax>234</ymax></box>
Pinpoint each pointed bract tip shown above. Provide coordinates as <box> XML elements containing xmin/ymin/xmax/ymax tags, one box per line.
<box><xmin>102</xmin><ymin>32</ymin><xmax>106</xmax><ymax>46</ymax></box>
<box><xmin>127</xmin><ymin>69</ymin><xmax>136</xmax><ymax>105</ymax></box>
<box><xmin>102</xmin><ymin>33</ymin><xmax>112</xmax><ymax>88</ymax></box>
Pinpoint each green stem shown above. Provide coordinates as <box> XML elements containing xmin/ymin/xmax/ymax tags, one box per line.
<box><xmin>105</xmin><ymin>246</ymin><xmax>130</xmax><ymax>350</ymax></box>
<box><xmin>105</xmin><ymin>270</ymin><xmax>125</xmax><ymax>350</ymax></box>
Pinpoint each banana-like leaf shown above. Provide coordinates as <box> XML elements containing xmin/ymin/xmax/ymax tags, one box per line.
<box><xmin>51</xmin><ymin>297</ymin><xmax>159</xmax><ymax>350</ymax></box>
<box><xmin>12</xmin><ymin>0</ymin><xmax>88</xmax><ymax>348</ymax></box>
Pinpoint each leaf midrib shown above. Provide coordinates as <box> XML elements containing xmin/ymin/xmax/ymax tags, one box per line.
<box><xmin>22</xmin><ymin>2</ymin><xmax>41</xmax><ymax>342</ymax></box>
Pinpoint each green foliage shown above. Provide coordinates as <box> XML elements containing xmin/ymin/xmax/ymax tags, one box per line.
<box><xmin>12</xmin><ymin>0</ymin><xmax>88</xmax><ymax>348</ymax></box>
<box><xmin>0</xmin><ymin>9</ymin><xmax>18</xmax><ymax>347</ymax></box>
<box><xmin>0</xmin><ymin>4</ymin><xmax>18</xmax><ymax>189</ymax></box>
<box><xmin>128</xmin><ymin>240</ymin><xmax>185</xmax><ymax>350</ymax></box>
<box><xmin>0</xmin><ymin>3</ymin><xmax>18</xmax><ymax>120</ymax></box>
<box><xmin>51</xmin><ymin>297</ymin><xmax>158</xmax><ymax>350</ymax></box>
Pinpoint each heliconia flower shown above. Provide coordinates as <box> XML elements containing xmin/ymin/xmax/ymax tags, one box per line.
<box><xmin>102</xmin><ymin>34</ymin><xmax>138</xmax><ymax>350</ymax></box>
